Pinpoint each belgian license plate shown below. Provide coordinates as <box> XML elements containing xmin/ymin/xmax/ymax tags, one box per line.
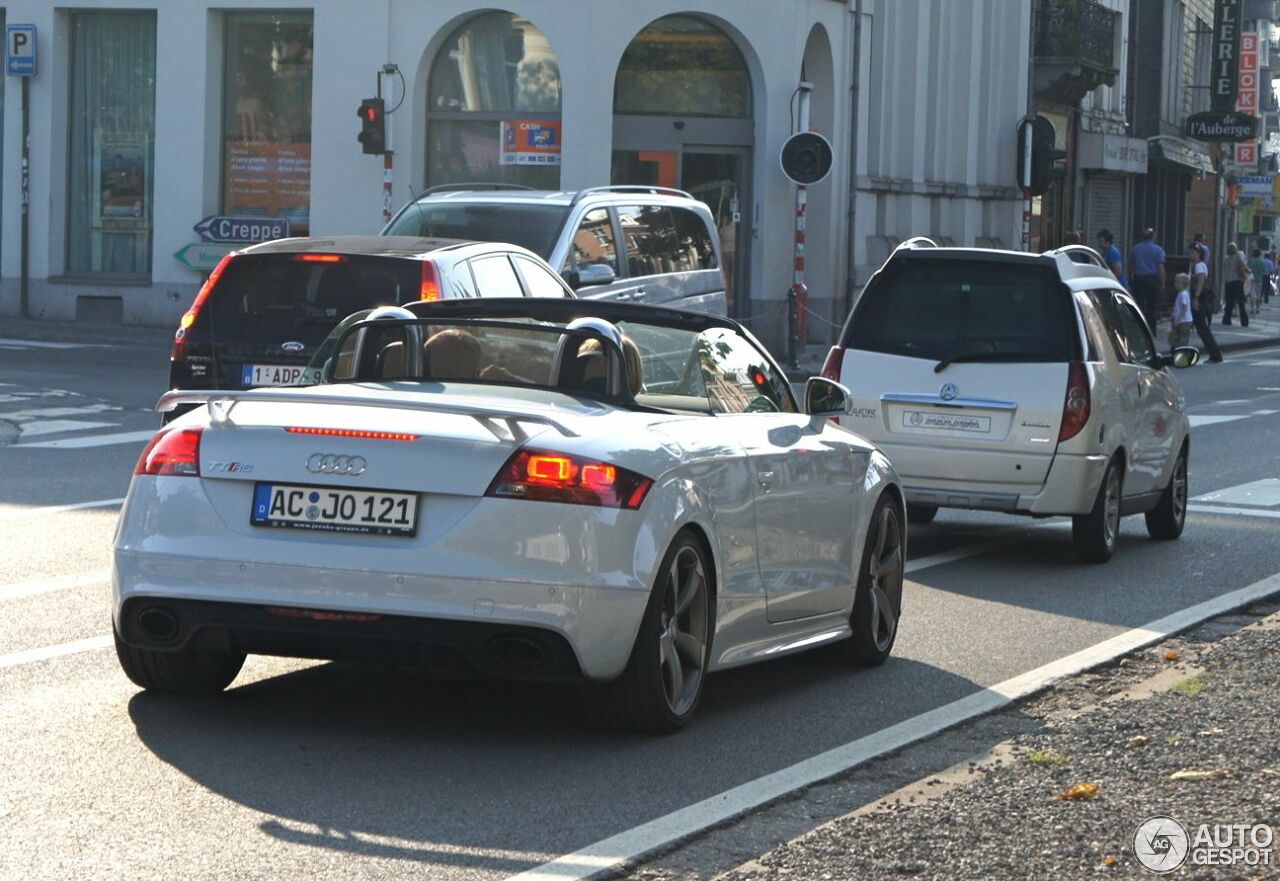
<box><xmin>242</xmin><ymin>364</ymin><xmax>307</xmax><ymax>387</ymax></box>
<box><xmin>901</xmin><ymin>409</ymin><xmax>992</xmax><ymax>434</ymax></box>
<box><xmin>251</xmin><ymin>483</ymin><xmax>419</xmax><ymax>537</ymax></box>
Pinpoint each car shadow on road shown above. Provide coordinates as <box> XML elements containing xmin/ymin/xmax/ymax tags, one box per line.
<box><xmin>126</xmin><ymin>649</ymin><xmax>990</xmax><ymax>870</ymax></box>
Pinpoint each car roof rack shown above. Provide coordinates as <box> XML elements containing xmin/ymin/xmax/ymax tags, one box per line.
<box><xmin>1045</xmin><ymin>244</ymin><xmax>1108</xmax><ymax>269</ymax></box>
<box><xmin>419</xmin><ymin>183</ymin><xmax>536</xmax><ymax>196</ymax></box>
<box><xmin>892</xmin><ymin>236</ymin><xmax>940</xmax><ymax>254</ymax></box>
<box><xmin>570</xmin><ymin>185</ymin><xmax>695</xmax><ymax>206</ymax></box>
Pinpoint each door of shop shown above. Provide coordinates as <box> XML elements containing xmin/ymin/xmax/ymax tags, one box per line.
<box><xmin>611</xmin><ymin>119</ymin><xmax>752</xmax><ymax>316</ymax></box>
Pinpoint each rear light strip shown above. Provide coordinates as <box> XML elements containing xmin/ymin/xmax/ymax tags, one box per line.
<box><xmin>292</xmin><ymin>253</ymin><xmax>348</xmax><ymax>263</ymax></box>
<box><xmin>285</xmin><ymin>427</ymin><xmax>418</xmax><ymax>441</ymax></box>
<box><xmin>486</xmin><ymin>449</ymin><xmax>652</xmax><ymax>510</ymax></box>
<box><xmin>420</xmin><ymin>259</ymin><xmax>441</xmax><ymax>301</ymax></box>
<box><xmin>819</xmin><ymin>346</ymin><xmax>845</xmax><ymax>381</ymax></box>
<box><xmin>135</xmin><ymin>428</ymin><xmax>203</xmax><ymax>477</ymax></box>
<box><xmin>173</xmin><ymin>252</ymin><xmax>235</xmax><ymax>360</ymax></box>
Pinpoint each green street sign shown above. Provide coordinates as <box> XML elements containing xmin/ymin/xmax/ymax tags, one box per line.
<box><xmin>174</xmin><ymin>242</ymin><xmax>234</xmax><ymax>271</ymax></box>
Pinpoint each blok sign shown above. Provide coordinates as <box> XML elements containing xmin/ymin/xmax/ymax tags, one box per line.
<box><xmin>5</xmin><ymin>24</ymin><xmax>36</xmax><ymax>76</ymax></box>
<box><xmin>1211</xmin><ymin>0</ymin><xmax>1244</xmax><ymax>112</ymax></box>
<box><xmin>500</xmin><ymin>120</ymin><xmax>561</xmax><ymax>166</ymax></box>
<box><xmin>194</xmin><ymin>215</ymin><xmax>290</xmax><ymax>244</ymax></box>
<box><xmin>1236</xmin><ymin>30</ymin><xmax>1261</xmax><ymax>165</ymax></box>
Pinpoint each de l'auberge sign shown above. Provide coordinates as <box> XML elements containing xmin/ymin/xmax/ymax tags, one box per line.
<box><xmin>1212</xmin><ymin>0</ymin><xmax>1245</xmax><ymax>112</ymax></box>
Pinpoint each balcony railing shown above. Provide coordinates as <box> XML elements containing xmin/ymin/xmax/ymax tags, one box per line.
<box><xmin>1034</xmin><ymin>0</ymin><xmax>1120</xmax><ymax>105</ymax></box>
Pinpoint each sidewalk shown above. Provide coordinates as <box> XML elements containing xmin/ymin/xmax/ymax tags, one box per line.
<box><xmin>711</xmin><ymin>604</ymin><xmax>1280</xmax><ymax>881</ymax></box>
<box><xmin>0</xmin><ymin>315</ymin><xmax>174</xmax><ymax>348</ymax></box>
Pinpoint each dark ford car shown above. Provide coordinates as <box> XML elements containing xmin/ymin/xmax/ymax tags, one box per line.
<box><xmin>167</xmin><ymin>235</ymin><xmax>574</xmax><ymax>414</ymax></box>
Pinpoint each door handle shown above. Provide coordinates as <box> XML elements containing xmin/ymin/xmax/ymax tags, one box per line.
<box><xmin>756</xmin><ymin>470</ymin><xmax>776</xmax><ymax>491</ymax></box>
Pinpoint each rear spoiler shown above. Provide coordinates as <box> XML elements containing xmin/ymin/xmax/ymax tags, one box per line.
<box><xmin>155</xmin><ymin>390</ymin><xmax>579</xmax><ymax>444</ymax></box>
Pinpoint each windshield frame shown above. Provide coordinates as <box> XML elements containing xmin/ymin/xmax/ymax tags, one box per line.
<box><xmin>383</xmin><ymin>199</ymin><xmax>572</xmax><ymax>260</ymax></box>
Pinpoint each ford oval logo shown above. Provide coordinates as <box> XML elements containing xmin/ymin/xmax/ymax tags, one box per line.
<box><xmin>306</xmin><ymin>454</ymin><xmax>367</xmax><ymax>476</ymax></box>
<box><xmin>281</xmin><ymin>341</ymin><xmax>306</xmax><ymax>353</ymax></box>
<box><xmin>939</xmin><ymin>382</ymin><xmax>958</xmax><ymax>401</ymax></box>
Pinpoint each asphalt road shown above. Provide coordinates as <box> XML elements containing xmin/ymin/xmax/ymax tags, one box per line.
<box><xmin>2</xmin><ymin>332</ymin><xmax>1280</xmax><ymax>881</ymax></box>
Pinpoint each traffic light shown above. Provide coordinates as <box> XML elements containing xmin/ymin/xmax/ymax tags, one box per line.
<box><xmin>1016</xmin><ymin>115</ymin><xmax>1066</xmax><ymax>195</ymax></box>
<box><xmin>357</xmin><ymin>98</ymin><xmax>386</xmax><ymax>155</ymax></box>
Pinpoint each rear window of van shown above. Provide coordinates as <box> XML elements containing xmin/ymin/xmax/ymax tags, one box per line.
<box><xmin>845</xmin><ymin>258</ymin><xmax>1079</xmax><ymax>363</ymax></box>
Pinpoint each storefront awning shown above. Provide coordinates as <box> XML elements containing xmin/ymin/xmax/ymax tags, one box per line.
<box><xmin>1147</xmin><ymin>137</ymin><xmax>1215</xmax><ymax>174</ymax></box>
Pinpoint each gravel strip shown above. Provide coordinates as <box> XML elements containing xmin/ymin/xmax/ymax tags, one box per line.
<box><xmin>709</xmin><ymin>614</ymin><xmax>1280</xmax><ymax>881</ymax></box>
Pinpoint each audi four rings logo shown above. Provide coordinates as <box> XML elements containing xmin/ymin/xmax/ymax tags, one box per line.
<box><xmin>306</xmin><ymin>454</ymin><xmax>367</xmax><ymax>476</ymax></box>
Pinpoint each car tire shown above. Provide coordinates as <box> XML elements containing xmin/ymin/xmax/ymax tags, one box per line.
<box><xmin>581</xmin><ymin>531</ymin><xmax>713</xmax><ymax>734</ymax></box>
<box><xmin>831</xmin><ymin>495</ymin><xmax>905</xmax><ymax>667</ymax></box>
<box><xmin>113</xmin><ymin>626</ymin><xmax>245</xmax><ymax>695</ymax></box>
<box><xmin>1145</xmin><ymin>447</ymin><xmax>1188</xmax><ymax>541</ymax></box>
<box><xmin>1072</xmin><ymin>458</ymin><xmax>1123</xmax><ymax>563</ymax></box>
<box><xmin>906</xmin><ymin>504</ymin><xmax>938</xmax><ymax>526</ymax></box>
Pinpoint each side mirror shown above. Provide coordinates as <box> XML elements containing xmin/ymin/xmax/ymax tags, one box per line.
<box><xmin>805</xmin><ymin>377</ymin><xmax>853</xmax><ymax>418</ymax></box>
<box><xmin>1169</xmin><ymin>346</ymin><xmax>1200</xmax><ymax>369</ymax></box>
<box><xmin>570</xmin><ymin>263</ymin><xmax>616</xmax><ymax>289</ymax></box>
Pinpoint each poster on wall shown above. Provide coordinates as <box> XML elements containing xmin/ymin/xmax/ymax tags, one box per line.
<box><xmin>500</xmin><ymin>120</ymin><xmax>561</xmax><ymax>165</ymax></box>
<box><xmin>92</xmin><ymin>130</ymin><xmax>150</xmax><ymax>228</ymax></box>
<box><xmin>224</xmin><ymin>141</ymin><xmax>312</xmax><ymax>231</ymax></box>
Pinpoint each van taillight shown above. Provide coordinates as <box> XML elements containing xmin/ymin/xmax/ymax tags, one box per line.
<box><xmin>420</xmin><ymin>260</ymin><xmax>441</xmax><ymax>301</ymax></box>
<box><xmin>134</xmin><ymin>428</ymin><xmax>203</xmax><ymax>477</ymax></box>
<box><xmin>485</xmin><ymin>449</ymin><xmax>652</xmax><ymax>509</ymax></box>
<box><xmin>173</xmin><ymin>253</ymin><xmax>234</xmax><ymax>360</ymax></box>
<box><xmin>1058</xmin><ymin>361</ymin><xmax>1091</xmax><ymax>442</ymax></box>
<box><xmin>820</xmin><ymin>346</ymin><xmax>845</xmax><ymax>381</ymax></box>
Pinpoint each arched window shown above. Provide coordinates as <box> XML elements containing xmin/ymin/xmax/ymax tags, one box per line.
<box><xmin>614</xmin><ymin>16</ymin><xmax>750</xmax><ymax>118</ymax></box>
<box><xmin>427</xmin><ymin>12</ymin><xmax>562</xmax><ymax>187</ymax></box>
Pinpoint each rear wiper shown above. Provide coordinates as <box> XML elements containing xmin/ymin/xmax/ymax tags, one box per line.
<box><xmin>933</xmin><ymin>351</ymin><xmax>1049</xmax><ymax>373</ymax></box>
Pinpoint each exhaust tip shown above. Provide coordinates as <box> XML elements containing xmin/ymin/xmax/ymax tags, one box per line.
<box><xmin>137</xmin><ymin>606</ymin><xmax>180</xmax><ymax>643</ymax></box>
<box><xmin>488</xmin><ymin>634</ymin><xmax>547</xmax><ymax>671</ymax></box>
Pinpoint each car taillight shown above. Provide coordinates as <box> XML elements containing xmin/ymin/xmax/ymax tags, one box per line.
<box><xmin>292</xmin><ymin>253</ymin><xmax>349</xmax><ymax>263</ymax></box>
<box><xmin>173</xmin><ymin>254</ymin><xmax>234</xmax><ymax>361</ymax></box>
<box><xmin>485</xmin><ymin>449</ymin><xmax>653</xmax><ymax>509</ymax></box>
<box><xmin>820</xmin><ymin>346</ymin><xmax>845</xmax><ymax>381</ymax></box>
<box><xmin>134</xmin><ymin>428</ymin><xmax>203</xmax><ymax>477</ymax></box>
<box><xmin>420</xmin><ymin>260</ymin><xmax>441</xmax><ymax>301</ymax></box>
<box><xmin>1058</xmin><ymin>361</ymin><xmax>1091</xmax><ymax>442</ymax></box>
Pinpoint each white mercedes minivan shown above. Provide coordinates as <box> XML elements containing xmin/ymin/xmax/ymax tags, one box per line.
<box><xmin>821</xmin><ymin>240</ymin><xmax>1199</xmax><ymax>563</ymax></box>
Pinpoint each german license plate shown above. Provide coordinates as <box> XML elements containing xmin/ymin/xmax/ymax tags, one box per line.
<box><xmin>242</xmin><ymin>364</ymin><xmax>307</xmax><ymax>387</ymax></box>
<box><xmin>901</xmin><ymin>409</ymin><xmax>992</xmax><ymax>434</ymax></box>
<box><xmin>251</xmin><ymin>483</ymin><xmax>419</xmax><ymax>537</ymax></box>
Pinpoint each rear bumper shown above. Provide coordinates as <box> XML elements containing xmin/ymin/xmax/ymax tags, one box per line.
<box><xmin>112</xmin><ymin>550</ymin><xmax>649</xmax><ymax>681</ymax></box>
<box><xmin>904</xmin><ymin>451</ymin><xmax>1107</xmax><ymax>517</ymax></box>
<box><xmin>116</xmin><ymin>596</ymin><xmax>584</xmax><ymax>682</ymax></box>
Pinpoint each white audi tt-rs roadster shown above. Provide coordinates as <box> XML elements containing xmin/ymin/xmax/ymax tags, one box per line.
<box><xmin>113</xmin><ymin>299</ymin><xmax>906</xmax><ymax>732</ymax></box>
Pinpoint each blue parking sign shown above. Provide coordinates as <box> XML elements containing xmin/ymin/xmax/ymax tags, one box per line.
<box><xmin>6</xmin><ymin>25</ymin><xmax>36</xmax><ymax>77</ymax></box>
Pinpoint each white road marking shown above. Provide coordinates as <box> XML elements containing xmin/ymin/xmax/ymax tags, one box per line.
<box><xmin>0</xmin><ymin>497</ymin><xmax>124</xmax><ymax>520</ymax></box>
<box><xmin>20</xmin><ymin>429</ymin><xmax>156</xmax><ymax>449</ymax></box>
<box><xmin>1213</xmin><ymin>399</ymin><xmax>1250</xmax><ymax>405</ymax></box>
<box><xmin>1192</xmin><ymin>478</ymin><xmax>1280</xmax><ymax>507</ymax></box>
<box><xmin>0</xmin><ymin>569</ymin><xmax>110</xmax><ymax>602</ymax></box>
<box><xmin>1259</xmin><ymin>387</ymin><xmax>1280</xmax><ymax>391</ymax></box>
<box><xmin>506</xmin><ymin>570</ymin><xmax>1280</xmax><ymax>881</ymax></box>
<box><xmin>1</xmin><ymin>403</ymin><xmax>122</xmax><ymax>420</ymax></box>
<box><xmin>1250</xmin><ymin>359</ymin><xmax>1280</xmax><ymax>367</ymax></box>
<box><xmin>16</xmin><ymin>419</ymin><xmax>118</xmax><ymax>438</ymax></box>
<box><xmin>1188</xmin><ymin>504</ymin><xmax>1280</xmax><ymax>520</ymax></box>
<box><xmin>0</xmin><ymin>338</ymin><xmax>104</xmax><ymax>349</ymax></box>
<box><xmin>1253</xmin><ymin>409</ymin><xmax>1279</xmax><ymax>416</ymax></box>
<box><xmin>1189</xmin><ymin>414</ymin><xmax>1251</xmax><ymax>427</ymax></box>
<box><xmin>0</xmin><ymin>635</ymin><xmax>114</xmax><ymax>670</ymax></box>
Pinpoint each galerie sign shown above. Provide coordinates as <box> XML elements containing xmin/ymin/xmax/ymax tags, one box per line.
<box><xmin>1212</xmin><ymin>0</ymin><xmax>1244</xmax><ymax>112</ymax></box>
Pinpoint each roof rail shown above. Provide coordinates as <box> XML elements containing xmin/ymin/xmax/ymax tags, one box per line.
<box><xmin>893</xmin><ymin>236</ymin><xmax>939</xmax><ymax>254</ymax></box>
<box><xmin>420</xmin><ymin>183</ymin><xmax>536</xmax><ymax>196</ymax></box>
<box><xmin>570</xmin><ymin>185</ymin><xmax>694</xmax><ymax>206</ymax></box>
<box><xmin>1045</xmin><ymin>244</ymin><xmax>1108</xmax><ymax>269</ymax></box>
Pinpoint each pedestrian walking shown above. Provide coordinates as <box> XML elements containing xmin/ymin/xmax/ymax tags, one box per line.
<box><xmin>1192</xmin><ymin>232</ymin><xmax>1212</xmax><ymax>276</ymax></box>
<box><xmin>1096</xmin><ymin>229</ymin><xmax>1126</xmax><ymax>284</ymax></box>
<box><xmin>1130</xmin><ymin>228</ymin><xmax>1166</xmax><ymax>330</ymax></box>
<box><xmin>1221</xmin><ymin>242</ymin><xmax>1250</xmax><ymax>327</ymax></box>
<box><xmin>1168</xmin><ymin>273</ymin><xmax>1194</xmax><ymax>351</ymax></box>
<box><xmin>1190</xmin><ymin>245</ymin><xmax>1223</xmax><ymax>362</ymax></box>
<box><xmin>1247</xmin><ymin>248</ymin><xmax>1267</xmax><ymax>316</ymax></box>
